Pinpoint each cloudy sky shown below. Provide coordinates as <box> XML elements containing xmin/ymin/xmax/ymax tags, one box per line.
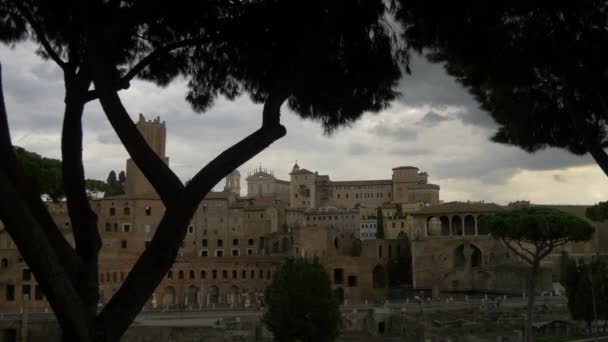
<box><xmin>2</xmin><ymin>42</ymin><xmax>607</xmax><ymax>205</ymax></box>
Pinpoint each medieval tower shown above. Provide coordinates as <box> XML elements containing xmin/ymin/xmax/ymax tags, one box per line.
<box><xmin>125</xmin><ymin>114</ymin><xmax>169</xmax><ymax>196</ymax></box>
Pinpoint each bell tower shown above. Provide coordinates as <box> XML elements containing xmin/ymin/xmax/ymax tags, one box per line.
<box><xmin>224</xmin><ymin>169</ymin><xmax>241</xmax><ymax>196</ymax></box>
<box><xmin>125</xmin><ymin>114</ymin><xmax>169</xmax><ymax>196</ymax></box>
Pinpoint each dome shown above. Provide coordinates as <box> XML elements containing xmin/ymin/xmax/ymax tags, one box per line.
<box><xmin>292</xmin><ymin>161</ymin><xmax>300</xmax><ymax>171</ymax></box>
<box><xmin>230</xmin><ymin>169</ymin><xmax>240</xmax><ymax>177</ymax></box>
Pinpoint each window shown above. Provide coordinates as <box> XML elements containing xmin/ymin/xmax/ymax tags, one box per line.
<box><xmin>242</xmin><ymin>270</ymin><xmax>246</xmax><ymax>279</ymax></box>
<box><xmin>189</xmin><ymin>270</ymin><xmax>195</xmax><ymax>280</ymax></box>
<box><xmin>232</xmin><ymin>249</ymin><xmax>239</xmax><ymax>256</ymax></box>
<box><xmin>216</xmin><ymin>250</ymin><xmax>224</xmax><ymax>257</ymax></box>
<box><xmin>201</xmin><ymin>250</ymin><xmax>208</xmax><ymax>257</ymax></box>
<box><xmin>34</xmin><ymin>285</ymin><xmax>43</xmax><ymax>300</ymax></box>
<box><xmin>6</xmin><ymin>285</ymin><xmax>14</xmax><ymax>301</ymax></box>
<box><xmin>113</xmin><ymin>223</ymin><xmax>118</xmax><ymax>232</ymax></box>
<box><xmin>232</xmin><ymin>270</ymin><xmax>237</xmax><ymax>279</ymax></box>
<box><xmin>217</xmin><ymin>239</ymin><xmax>223</xmax><ymax>247</ymax></box>
<box><xmin>247</xmin><ymin>249</ymin><xmax>253</xmax><ymax>255</ymax></box>
<box><xmin>222</xmin><ymin>270</ymin><xmax>228</xmax><ymax>279</ymax></box>
<box><xmin>267</xmin><ymin>270</ymin><xmax>271</xmax><ymax>280</ymax></box>
<box><xmin>248</xmin><ymin>239</ymin><xmax>254</xmax><ymax>246</ymax></box>
<box><xmin>202</xmin><ymin>239</ymin><xmax>208</xmax><ymax>247</ymax></box>
<box><xmin>212</xmin><ymin>270</ymin><xmax>217</xmax><ymax>279</ymax></box>
<box><xmin>122</xmin><ymin>224</ymin><xmax>131</xmax><ymax>232</ymax></box>
<box><xmin>105</xmin><ymin>223</ymin><xmax>111</xmax><ymax>232</ymax></box>
<box><xmin>178</xmin><ymin>271</ymin><xmax>184</xmax><ymax>280</ymax></box>
<box><xmin>201</xmin><ymin>270</ymin><xmax>206</xmax><ymax>279</ymax></box>
<box><xmin>22</xmin><ymin>285</ymin><xmax>31</xmax><ymax>299</ymax></box>
<box><xmin>233</xmin><ymin>239</ymin><xmax>239</xmax><ymax>246</ymax></box>
<box><xmin>250</xmin><ymin>270</ymin><xmax>255</xmax><ymax>279</ymax></box>
<box><xmin>333</xmin><ymin>269</ymin><xmax>344</xmax><ymax>285</ymax></box>
<box><xmin>123</xmin><ymin>207</ymin><xmax>130</xmax><ymax>216</ymax></box>
<box><xmin>22</xmin><ymin>269</ymin><xmax>31</xmax><ymax>281</ymax></box>
<box><xmin>110</xmin><ymin>208</ymin><xmax>116</xmax><ymax>216</ymax></box>
<box><xmin>259</xmin><ymin>270</ymin><xmax>263</xmax><ymax>278</ymax></box>
<box><xmin>145</xmin><ymin>206</ymin><xmax>151</xmax><ymax>216</ymax></box>
<box><xmin>121</xmin><ymin>240</ymin><xmax>127</xmax><ymax>249</ymax></box>
<box><xmin>188</xmin><ymin>225</ymin><xmax>194</xmax><ymax>234</ymax></box>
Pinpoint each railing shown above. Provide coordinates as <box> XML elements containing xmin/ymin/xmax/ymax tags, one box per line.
<box><xmin>0</xmin><ymin>295</ymin><xmax>566</xmax><ymax>321</ymax></box>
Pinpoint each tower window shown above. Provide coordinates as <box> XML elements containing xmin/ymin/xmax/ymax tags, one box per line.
<box><xmin>145</xmin><ymin>206</ymin><xmax>151</xmax><ymax>216</ymax></box>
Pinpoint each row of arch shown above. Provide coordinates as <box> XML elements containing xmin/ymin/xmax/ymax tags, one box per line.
<box><xmin>426</xmin><ymin>214</ymin><xmax>489</xmax><ymax>237</ymax></box>
<box><xmin>158</xmin><ymin>285</ymin><xmax>263</xmax><ymax>307</ymax></box>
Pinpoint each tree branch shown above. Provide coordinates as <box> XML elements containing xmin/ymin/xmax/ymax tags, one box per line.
<box><xmin>13</xmin><ymin>1</ymin><xmax>67</xmax><ymax>70</ymax></box>
<box><xmin>501</xmin><ymin>237</ymin><xmax>534</xmax><ymax>265</ymax></box>
<box><xmin>87</xmin><ymin>54</ymin><xmax>183</xmax><ymax>203</ymax></box>
<box><xmin>564</xmin><ymin>90</ymin><xmax>608</xmax><ymax>177</ymax></box>
<box><xmin>84</xmin><ymin>37</ymin><xmax>205</xmax><ymax>102</ymax></box>
<box><xmin>96</xmin><ymin>90</ymin><xmax>288</xmax><ymax>341</ymax></box>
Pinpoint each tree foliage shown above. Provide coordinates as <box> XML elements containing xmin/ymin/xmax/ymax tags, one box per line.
<box><xmin>0</xmin><ymin>1</ymin><xmax>405</xmax><ymax>340</ymax></box>
<box><xmin>14</xmin><ymin>146</ymin><xmax>63</xmax><ymax>201</ymax></box>
<box><xmin>396</xmin><ymin>1</ymin><xmax>608</xmax><ymax>176</ymax></box>
<box><xmin>14</xmin><ymin>146</ymin><xmax>120</xmax><ymax>200</ymax></box>
<box><xmin>480</xmin><ymin>207</ymin><xmax>594</xmax><ymax>341</ymax></box>
<box><xmin>263</xmin><ymin>258</ymin><xmax>341</xmax><ymax>342</ymax></box>
<box><xmin>560</xmin><ymin>253</ymin><xmax>608</xmax><ymax>333</ymax></box>
<box><xmin>586</xmin><ymin>201</ymin><xmax>608</xmax><ymax>222</ymax></box>
<box><xmin>104</xmin><ymin>170</ymin><xmax>125</xmax><ymax>197</ymax></box>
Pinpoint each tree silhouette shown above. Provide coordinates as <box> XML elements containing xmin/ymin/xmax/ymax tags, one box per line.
<box><xmin>0</xmin><ymin>1</ymin><xmax>404</xmax><ymax>340</ymax></box>
<box><xmin>480</xmin><ymin>207</ymin><xmax>594</xmax><ymax>341</ymax></box>
<box><xmin>396</xmin><ymin>2</ymin><xmax>608</xmax><ymax>177</ymax></box>
<box><xmin>263</xmin><ymin>258</ymin><xmax>340</xmax><ymax>342</ymax></box>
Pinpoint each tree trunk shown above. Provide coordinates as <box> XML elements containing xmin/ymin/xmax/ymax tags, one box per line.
<box><xmin>62</xmin><ymin>74</ymin><xmax>102</xmax><ymax>335</ymax></box>
<box><xmin>588</xmin><ymin>143</ymin><xmax>608</xmax><ymax>178</ymax></box>
<box><xmin>0</xmin><ymin>62</ymin><xmax>92</xmax><ymax>340</ymax></box>
<box><xmin>525</xmin><ymin>261</ymin><xmax>539</xmax><ymax>342</ymax></box>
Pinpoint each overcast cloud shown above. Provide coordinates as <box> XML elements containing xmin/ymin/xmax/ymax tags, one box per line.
<box><xmin>1</xmin><ymin>43</ymin><xmax>607</xmax><ymax>205</ymax></box>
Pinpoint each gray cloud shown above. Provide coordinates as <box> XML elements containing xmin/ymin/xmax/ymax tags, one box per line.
<box><xmin>399</xmin><ymin>54</ymin><xmax>497</xmax><ymax>130</ymax></box>
<box><xmin>1</xmin><ymin>42</ymin><xmax>603</xmax><ymax>205</ymax></box>
<box><xmin>369</xmin><ymin>122</ymin><xmax>417</xmax><ymax>141</ymax></box>
<box><xmin>348</xmin><ymin>143</ymin><xmax>371</xmax><ymax>156</ymax></box>
<box><xmin>389</xmin><ymin>146</ymin><xmax>429</xmax><ymax>156</ymax></box>
<box><xmin>416</xmin><ymin>110</ymin><xmax>452</xmax><ymax>127</ymax></box>
<box><xmin>553</xmin><ymin>174</ymin><xmax>567</xmax><ymax>183</ymax></box>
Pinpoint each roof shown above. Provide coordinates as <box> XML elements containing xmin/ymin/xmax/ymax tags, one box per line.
<box><xmin>290</xmin><ymin>168</ymin><xmax>315</xmax><ymax>175</ymax></box>
<box><xmin>202</xmin><ymin>191</ymin><xmax>234</xmax><ymax>200</ymax></box>
<box><xmin>413</xmin><ymin>202</ymin><xmax>505</xmax><ymax>215</ymax></box>
<box><xmin>392</xmin><ymin>166</ymin><xmax>419</xmax><ymax>170</ymax></box>
<box><xmin>331</xmin><ymin>180</ymin><xmax>392</xmax><ymax>186</ymax></box>
<box><xmin>246</xmin><ymin>171</ymin><xmax>276</xmax><ymax>180</ymax></box>
<box><xmin>100</xmin><ymin>193</ymin><xmax>160</xmax><ymax>200</ymax></box>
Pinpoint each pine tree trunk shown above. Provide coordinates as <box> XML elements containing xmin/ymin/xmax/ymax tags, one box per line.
<box><xmin>525</xmin><ymin>261</ymin><xmax>539</xmax><ymax>342</ymax></box>
<box><xmin>588</xmin><ymin>143</ymin><xmax>608</xmax><ymax>178</ymax></box>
